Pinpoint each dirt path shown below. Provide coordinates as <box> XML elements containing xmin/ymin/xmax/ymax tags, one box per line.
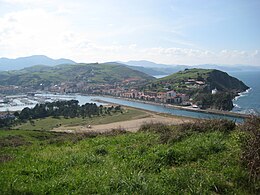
<box><xmin>52</xmin><ymin>113</ymin><xmax>192</xmax><ymax>134</ymax></box>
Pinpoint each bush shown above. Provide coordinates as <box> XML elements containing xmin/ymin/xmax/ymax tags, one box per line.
<box><xmin>139</xmin><ymin>122</ymin><xmax>170</xmax><ymax>134</ymax></box>
<box><xmin>103</xmin><ymin>128</ymin><xmax>127</xmax><ymax>136</ymax></box>
<box><xmin>138</xmin><ymin>119</ymin><xmax>236</xmax><ymax>144</ymax></box>
<box><xmin>139</xmin><ymin>122</ymin><xmax>189</xmax><ymax>144</ymax></box>
<box><xmin>179</xmin><ymin>119</ymin><xmax>236</xmax><ymax>133</ymax></box>
<box><xmin>240</xmin><ymin>116</ymin><xmax>260</xmax><ymax>183</ymax></box>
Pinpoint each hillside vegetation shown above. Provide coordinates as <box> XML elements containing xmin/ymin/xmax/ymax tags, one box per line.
<box><xmin>0</xmin><ymin>63</ymin><xmax>154</xmax><ymax>88</ymax></box>
<box><xmin>158</xmin><ymin>68</ymin><xmax>249</xmax><ymax>92</ymax></box>
<box><xmin>142</xmin><ymin>68</ymin><xmax>249</xmax><ymax>110</ymax></box>
<box><xmin>0</xmin><ymin>118</ymin><xmax>259</xmax><ymax>194</ymax></box>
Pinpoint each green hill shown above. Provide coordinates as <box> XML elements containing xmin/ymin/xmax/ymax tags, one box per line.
<box><xmin>159</xmin><ymin>68</ymin><xmax>249</xmax><ymax>93</ymax></box>
<box><xmin>0</xmin><ymin>63</ymin><xmax>154</xmax><ymax>88</ymax></box>
<box><xmin>142</xmin><ymin>68</ymin><xmax>249</xmax><ymax>110</ymax></box>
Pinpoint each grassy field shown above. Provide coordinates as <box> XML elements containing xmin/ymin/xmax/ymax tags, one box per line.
<box><xmin>12</xmin><ymin>108</ymin><xmax>149</xmax><ymax>131</ymax></box>
<box><xmin>0</xmin><ymin>120</ymin><xmax>259</xmax><ymax>194</ymax></box>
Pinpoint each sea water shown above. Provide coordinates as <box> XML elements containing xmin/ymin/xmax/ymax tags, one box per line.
<box><xmin>229</xmin><ymin>70</ymin><xmax>260</xmax><ymax>115</ymax></box>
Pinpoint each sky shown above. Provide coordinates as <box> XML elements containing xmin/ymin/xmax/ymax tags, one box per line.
<box><xmin>0</xmin><ymin>0</ymin><xmax>259</xmax><ymax>66</ymax></box>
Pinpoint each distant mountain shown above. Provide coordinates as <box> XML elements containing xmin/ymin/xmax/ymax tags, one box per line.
<box><xmin>122</xmin><ymin>60</ymin><xmax>260</xmax><ymax>76</ymax></box>
<box><xmin>0</xmin><ymin>55</ymin><xmax>76</xmax><ymax>71</ymax></box>
<box><xmin>192</xmin><ymin>64</ymin><xmax>242</xmax><ymax>72</ymax></box>
<box><xmin>122</xmin><ymin>60</ymin><xmax>187</xmax><ymax>76</ymax></box>
<box><xmin>0</xmin><ymin>63</ymin><xmax>154</xmax><ymax>88</ymax></box>
<box><xmin>123</xmin><ymin>60</ymin><xmax>171</xmax><ymax>68</ymax></box>
<box><xmin>192</xmin><ymin>64</ymin><xmax>260</xmax><ymax>72</ymax></box>
<box><xmin>125</xmin><ymin>66</ymin><xmax>167</xmax><ymax>76</ymax></box>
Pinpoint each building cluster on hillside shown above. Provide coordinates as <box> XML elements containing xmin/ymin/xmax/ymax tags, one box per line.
<box><xmin>103</xmin><ymin>89</ymin><xmax>189</xmax><ymax>104</ymax></box>
<box><xmin>184</xmin><ymin>79</ymin><xmax>206</xmax><ymax>89</ymax></box>
<box><xmin>0</xmin><ymin>85</ymin><xmax>31</xmax><ymax>94</ymax></box>
<box><xmin>43</xmin><ymin>77</ymin><xmax>142</xmax><ymax>93</ymax></box>
<box><xmin>0</xmin><ymin>77</ymin><xmax>191</xmax><ymax>105</ymax></box>
<box><xmin>42</xmin><ymin>80</ymin><xmax>190</xmax><ymax>105</ymax></box>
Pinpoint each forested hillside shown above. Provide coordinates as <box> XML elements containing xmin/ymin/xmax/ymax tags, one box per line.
<box><xmin>0</xmin><ymin>63</ymin><xmax>154</xmax><ymax>88</ymax></box>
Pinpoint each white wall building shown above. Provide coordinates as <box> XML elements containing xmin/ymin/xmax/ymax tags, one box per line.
<box><xmin>212</xmin><ymin>88</ymin><xmax>218</xmax><ymax>95</ymax></box>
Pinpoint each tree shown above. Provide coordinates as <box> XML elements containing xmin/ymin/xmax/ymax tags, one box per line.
<box><xmin>19</xmin><ymin>107</ymin><xmax>32</xmax><ymax>121</ymax></box>
<box><xmin>13</xmin><ymin>111</ymin><xmax>20</xmax><ymax>118</ymax></box>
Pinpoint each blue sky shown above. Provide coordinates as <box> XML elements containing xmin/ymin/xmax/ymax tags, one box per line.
<box><xmin>0</xmin><ymin>0</ymin><xmax>259</xmax><ymax>65</ymax></box>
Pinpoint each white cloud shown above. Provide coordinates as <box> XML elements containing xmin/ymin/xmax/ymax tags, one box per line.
<box><xmin>1</xmin><ymin>0</ymin><xmax>58</xmax><ymax>6</ymax></box>
<box><xmin>67</xmin><ymin>43</ymin><xmax>260</xmax><ymax>66</ymax></box>
<box><xmin>0</xmin><ymin>2</ymin><xmax>259</xmax><ymax>66</ymax></box>
<box><xmin>0</xmin><ymin>9</ymin><xmax>74</xmax><ymax>58</ymax></box>
<box><xmin>138</xmin><ymin>47</ymin><xmax>259</xmax><ymax>65</ymax></box>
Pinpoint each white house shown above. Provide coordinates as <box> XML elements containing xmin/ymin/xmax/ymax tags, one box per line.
<box><xmin>212</xmin><ymin>88</ymin><xmax>218</xmax><ymax>95</ymax></box>
<box><xmin>166</xmin><ymin>90</ymin><xmax>177</xmax><ymax>98</ymax></box>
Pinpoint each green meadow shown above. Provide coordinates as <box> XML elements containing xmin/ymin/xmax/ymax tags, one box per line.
<box><xmin>1</xmin><ymin>118</ymin><xmax>259</xmax><ymax>194</ymax></box>
<box><xmin>12</xmin><ymin>108</ymin><xmax>149</xmax><ymax>131</ymax></box>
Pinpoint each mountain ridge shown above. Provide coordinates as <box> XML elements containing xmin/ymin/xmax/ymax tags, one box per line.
<box><xmin>1</xmin><ymin>55</ymin><xmax>259</xmax><ymax>74</ymax></box>
<box><xmin>0</xmin><ymin>62</ymin><xmax>154</xmax><ymax>88</ymax></box>
<box><xmin>0</xmin><ymin>55</ymin><xmax>76</xmax><ymax>71</ymax></box>
<box><xmin>122</xmin><ymin>60</ymin><xmax>260</xmax><ymax>76</ymax></box>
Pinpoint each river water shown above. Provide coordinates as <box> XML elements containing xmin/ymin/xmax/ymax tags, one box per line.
<box><xmin>0</xmin><ymin>93</ymin><xmax>244</xmax><ymax>123</ymax></box>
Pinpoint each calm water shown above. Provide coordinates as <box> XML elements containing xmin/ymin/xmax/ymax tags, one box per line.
<box><xmin>0</xmin><ymin>93</ymin><xmax>244</xmax><ymax>123</ymax></box>
<box><xmin>92</xmin><ymin>96</ymin><xmax>244</xmax><ymax>123</ymax></box>
<box><xmin>228</xmin><ymin>71</ymin><xmax>260</xmax><ymax>115</ymax></box>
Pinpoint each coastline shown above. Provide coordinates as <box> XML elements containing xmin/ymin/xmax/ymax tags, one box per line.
<box><xmin>91</xmin><ymin>94</ymin><xmax>249</xmax><ymax>119</ymax></box>
<box><xmin>233</xmin><ymin>88</ymin><xmax>252</xmax><ymax>101</ymax></box>
<box><xmin>0</xmin><ymin>91</ymin><xmax>250</xmax><ymax>120</ymax></box>
<box><xmin>232</xmin><ymin>88</ymin><xmax>255</xmax><ymax>115</ymax></box>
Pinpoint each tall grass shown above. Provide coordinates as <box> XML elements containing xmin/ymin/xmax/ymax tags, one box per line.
<box><xmin>0</xmin><ymin>118</ymin><xmax>259</xmax><ymax>194</ymax></box>
<box><xmin>240</xmin><ymin>116</ymin><xmax>260</xmax><ymax>185</ymax></box>
<box><xmin>139</xmin><ymin>119</ymin><xmax>236</xmax><ymax>144</ymax></box>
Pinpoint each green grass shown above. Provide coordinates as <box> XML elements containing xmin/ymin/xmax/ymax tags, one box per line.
<box><xmin>13</xmin><ymin>117</ymin><xmax>86</xmax><ymax>131</ymax></box>
<box><xmin>12</xmin><ymin>108</ymin><xmax>149</xmax><ymax>131</ymax></box>
<box><xmin>0</xmin><ymin>126</ymin><xmax>257</xmax><ymax>194</ymax></box>
<box><xmin>160</xmin><ymin>68</ymin><xmax>212</xmax><ymax>82</ymax></box>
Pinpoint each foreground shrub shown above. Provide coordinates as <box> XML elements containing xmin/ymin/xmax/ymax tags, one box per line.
<box><xmin>139</xmin><ymin>119</ymin><xmax>236</xmax><ymax>144</ymax></box>
<box><xmin>139</xmin><ymin>122</ymin><xmax>187</xmax><ymax>144</ymax></box>
<box><xmin>241</xmin><ymin>116</ymin><xmax>260</xmax><ymax>184</ymax></box>
<box><xmin>139</xmin><ymin>122</ymin><xmax>170</xmax><ymax>134</ymax></box>
<box><xmin>179</xmin><ymin>119</ymin><xmax>236</xmax><ymax>133</ymax></box>
<box><xmin>103</xmin><ymin>128</ymin><xmax>127</xmax><ymax>136</ymax></box>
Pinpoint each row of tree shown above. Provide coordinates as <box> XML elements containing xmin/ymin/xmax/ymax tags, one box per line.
<box><xmin>15</xmin><ymin>100</ymin><xmax>122</xmax><ymax>121</ymax></box>
<box><xmin>0</xmin><ymin>100</ymin><xmax>122</xmax><ymax>128</ymax></box>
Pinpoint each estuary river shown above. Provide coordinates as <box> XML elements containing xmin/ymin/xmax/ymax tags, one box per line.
<box><xmin>0</xmin><ymin>93</ymin><xmax>244</xmax><ymax>123</ymax></box>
